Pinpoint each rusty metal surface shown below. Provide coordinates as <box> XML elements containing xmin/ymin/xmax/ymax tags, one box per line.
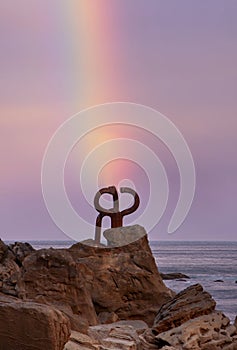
<box><xmin>94</xmin><ymin>186</ymin><xmax>140</xmax><ymax>244</ymax></box>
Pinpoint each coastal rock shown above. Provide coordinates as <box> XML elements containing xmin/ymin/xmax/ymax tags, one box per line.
<box><xmin>64</xmin><ymin>331</ymin><xmax>100</xmax><ymax>350</ymax></box>
<box><xmin>88</xmin><ymin>320</ymin><xmax>148</xmax><ymax>342</ymax></box>
<box><xmin>0</xmin><ymin>239</ymin><xmax>8</xmax><ymax>262</ymax></box>
<box><xmin>160</xmin><ymin>272</ymin><xmax>190</xmax><ymax>280</ymax></box>
<box><xmin>20</xmin><ymin>248</ymin><xmax>98</xmax><ymax>331</ymax></box>
<box><xmin>214</xmin><ymin>279</ymin><xmax>224</xmax><ymax>283</ymax></box>
<box><xmin>0</xmin><ymin>240</ymin><xmax>32</xmax><ymax>297</ymax></box>
<box><xmin>0</xmin><ymin>254</ymin><xmax>20</xmax><ymax>296</ymax></box>
<box><xmin>14</xmin><ymin>226</ymin><xmax>171</xmax><ymax>330</ymax></box>
<box><xmin>0</xmin><ymin>294</ymin><xmax>70</xmax><ymax>350</ymax></box>
<box><xmin>88</xmin><ymin>322</ymin><xmax>141</xmax><ymax>350</ymax></box>
<box><xmin>140</xmin><ymin>284</ymin><xmax>237</xmax><ymax>349</ymax></box>
<box><xmin>153</xmin><ymin>284</ymin><xmax>216</xmax><ymax>334</ymax></box>
<box><xmin>154</xmin><ymin>311</ymin><xmax>237</xmax><ymax>349</ymax></box>
<box><xmin>64</xmin><ymin>322</ymin><xmax>148</xmax><ymax>350</ymax></box>
<box><xmin>69</xmin><ymin>228</ymin><xmax>172</xmax><ymax>326</ymax></box>
<box><xmin>98</xmin><ymin>311</ymin><xmax>119</xmax><ymax>324</ymax></box>
<box><xmin>9</xmin><ymin>241</ymin><xmax>35</xmax><ymax>265</ymax></box>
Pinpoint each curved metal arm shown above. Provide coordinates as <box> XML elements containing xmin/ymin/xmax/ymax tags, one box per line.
<box><xmin>120</xmin><ymin>187</ymin><xmax>140</xmax><ymax>217</ymax></box>
<box><xmin>94</xmin><ymin>186</ymin><xmax>119</xmax><ymax>214</ymax></box>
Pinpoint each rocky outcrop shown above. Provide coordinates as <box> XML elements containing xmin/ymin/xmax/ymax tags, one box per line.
<box><xmin>20</xmin><ymin>248</ymin><xmax>98</xmax><ymax>332</ymax></box>
<box><xmin>69</xmin><ymin>231</ymin><xmax>172</xmax><ymax>326</ymax></box>
<box><xmin>9</xmin><ymin>241</ymin><xmax>35</xmax><ymax>265</ymax></box>
<box><xmin>154</xmin><ymin>311</ymin><xmax>237</xmax><ymax>350</ymax></box>
<box><xmin>0</xmin><ymin>240</ymin><xmax>34</xmax><ymax>297</ymax></box>
<box><xmin>160</xmin><ymin>272</ymin><xmax>190</xmax><ymax>280</ymax></box>
<box><xmin>64</xmin><ymin>321</ymin><xmax>148</xmax><ymax>350</ymax></box>
<box><xmin>140</xmin><ymin>284</ymin><xmax>237</xmax><ymax>350</ymax></box>
<box><xmin>153</xmin><ymin>284</ymin><xmax>216</xmax><ymax>334</ymax></box>
<box><xmin>0</xmin><ymin>240</ymin><xmax>21</xmax><ymax>296</ymax></box>
<box><xmin>1</xmin><ymin>227</ymin><xmax>237</xmax><ymax>350</ymax></box>
<box><xmin>0</xmin><ymin>293</ymin><xmax>70</xmax><ymax>350</ymax></box>
<box><xmin>1</xmin><ymin>226</ymin><xmax>172</xmax><ymax>333</ymax></box>
<box><xmin>64</xmin><ymin>331</ymin><xmax>100</xmax><ymax>350</ymax></box>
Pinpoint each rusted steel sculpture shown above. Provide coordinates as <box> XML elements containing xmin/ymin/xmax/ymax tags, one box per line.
<box><xmin>94</xmin><ymin>186</ymin><xmax>140</xmax><ymax>244</ymax></box>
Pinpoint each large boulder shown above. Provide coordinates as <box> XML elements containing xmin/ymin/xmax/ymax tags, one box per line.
<box><xmin>153</xmin><ymin>284</ymin><xmax>216</xmax><ymax>334</ymax></box>
<box><xmin>69</xmin><ymin>227</ymin><xmax>173</xmax><ymax>326</ymax></box>
<box><xmin>154</xmin><ymin>311</ymin><xmax>237</xmax><ymax>350</ymax></box>
<box><xmin>19</xmin><ymin>248</ymin><xmax>98</xmax><ymax>331</ymax></box>
<box><xmin>140</xmin><ymin>284</ymin><xmax>237</xmax><ymax>350</ymax></box>
<box><xmin>0</xmin><ymin>294</ymin><xmax>70</xmax><ymax>350</ymax></box>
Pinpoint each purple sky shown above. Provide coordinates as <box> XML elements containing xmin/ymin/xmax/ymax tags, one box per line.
<box><xmin>1</xmin><ymin>1</ymin><xmax>237</xmax><ymax>241</ymax></box>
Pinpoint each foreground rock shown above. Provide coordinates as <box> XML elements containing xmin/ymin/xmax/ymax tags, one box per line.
<box><xmin>141</xmin><ymin>284</ymin><xmax>237</xmax><ymax>350</ymax></box>
<box><xmin>153</xmin><ymin>284</ymin><xmax>216</xmax><ymax>334</ymax></box>
<box><xmin>0</xmin><ymin>240</ymin><xmax>34</xmax><ymax>296</ymax></box>
<box><xmin>1</xmin><ymin>226</ymin><xmax>172</xmax><ymax>333</ymax></box>
<box><xmin>9</xmin><ymin>241</ymin><xmax>35</xmax><ymax>265</ymax></box>
<box><xmin>2</xmin><ymin>228</ymin><xmax>237</xmax><ymax>350</ymax></box>
<box><xmin>0</xmin><ymin>293</ymin><xmax>70</xmax><ymax>350</ymax></box>
<box><xmin>64</xmin><ymin>321</ymin><xmax>148</xmax><ymax>350</ymax></box>
<box><xmin>20</xmin><ymin>248</ymin><xmax>98</xmax><ymax>331</ymax></box>
<box><xmin>154</xmin><ymin>311</ymin><xmax>237</xmax><ymax>350</ymax></box>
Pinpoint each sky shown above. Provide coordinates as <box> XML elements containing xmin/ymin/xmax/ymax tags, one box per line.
<box><xmin>0</xmin><ymin>1</ymin><xmax>237</xmax><ymax>242</ymax></box>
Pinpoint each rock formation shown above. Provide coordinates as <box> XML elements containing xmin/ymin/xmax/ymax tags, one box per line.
<box><xmin>140</xmin><ymin>284</ymin><xmax>237</xmax><ymax>350</ymax></box>
<box><xmin>160</xmin><ymin>272</ymin><xmax>190</xmax><ymax>280</ymax></box>
<box><xmin>0</xmin><ymin>293</ymin><xmax>70</xmax><ymax>350</ymax></box>
<box><xmin>64</xmin><ymin>320</ymin><xmax>148</xmax><ymax>350</ymax></box>
<box><xmin>69</xmin><ymin>229</ymin><xmax>172</xmax><ymax>326</ymax></box>
<box><xmin>153</xmin><ymin>284</ymin><xmax>216</xmax><ymax>334</ymax></box>
<box><xmin>1</xmin><ymin>227</ymin><xmax>237</xmax><ymax>350</ymax></box>
<box><xmin>0</xmin><ymin>226</ymin><xmax>173</xmax><ymax>349</ymax></box>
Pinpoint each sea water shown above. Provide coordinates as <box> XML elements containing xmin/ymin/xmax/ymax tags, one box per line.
<box><xmin>152</xmin><ymin>241</ymin><xmax>237</xmax><ymax>323</ymax></box>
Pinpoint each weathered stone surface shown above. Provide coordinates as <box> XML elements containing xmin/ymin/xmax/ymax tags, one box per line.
<box><xmin>0</xmin><ymin>239</ymin><xmax>8</xmax><ymax>262</ymax></box>
<box><xmin>19</xmin><ymin>248</ymin><xmax>98</xmax><ymax>331</ymax></box>
<box><xmin>0</xmin><ymin>294</ymin><xmax>70</xmax><ymax>350</ymax></box>
<box><xmin>160</xmin><ymin>272</ymin><xmax>190</xmax><ymax>280</ymax></box>
<box><xmin>64</xmin><ymin>331</ymin><xmax>100</xmax><ymax>350</ymax></box>
<box><xmin>98</xmin><ymin>311</ymin><xmax>119</xmax><ymax>324</ymax></box>
<box><xmin>155</xmin><ymin>311</ymin><xmax>237</xmax><ymax>350</ymax></box>
<box><xmin>103</xmin><ymin>225</ymin><xmax>146</xmax><ymax>247</ymax></box>
<box><xmin>70</xmin><ymin>228</ymin><xmax>172</xmax><ymax>326</ymax></box>
<box><xmin>9</xmin><ymin>241</ymin><xmax>35</xmax><ymax>265</ymax></box>
<box><xmin>0</xmin><ymin>240</ymin><xmax>33</xmax><ymax>297</ymax></box>
<box><xmin>64</xmin><ymin>324</ymin><xmax>146</xmax><ymax>350</ymax></box>
<box><xmin>88</xmin><ymin>321</ymin><xmax>147</xmax><ymax>342</ymax></box>
<box><xmin>0</xmin><ymin>253</ymin><xmax>20</xmax><ymax>296</ymax></box>
<box><xmin>140</xmin><ymin>284</ymin><xmax>237</xmax><ymax>350</ymax></box>
<box><xmin>11</xmin><ymin>226</ymin><xmax>171</xmax><ymax>330</ymax></box>
<box><xmin>114</xmin><ymin>320</ymin><xmax>148</xmax><ymax>334</ymax></box>
<box><xmin>88</xmin><ymin>323</ymin><xmax>141</xmax><ymax>350</ymax></box>
<box><xmin>153</xmin><ymin>284</ymin><xmax>216</xmax><ymax>334</ymax></box>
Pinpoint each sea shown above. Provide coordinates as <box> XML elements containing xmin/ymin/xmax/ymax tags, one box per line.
<box><xmin>9</xmin><ymin>240</ymin><xmax>237</xmax><ymax>324</ymax></box>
